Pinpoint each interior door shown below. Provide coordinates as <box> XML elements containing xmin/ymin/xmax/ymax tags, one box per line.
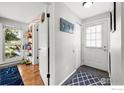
<box><xmin>83</xmin><ymin>19</ymin><xmax>109</xmax><ymax>71</ymax></box>
<box><xmin>38</xmin><ymin>13</ymin><xmax>48</xmax><ymax>85</ymax></box>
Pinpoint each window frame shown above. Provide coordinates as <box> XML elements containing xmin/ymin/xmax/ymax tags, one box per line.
<box><xmin>84</xmin><ymin>23</ymin><xmax>103</xmax><ymax>49</ymax></box>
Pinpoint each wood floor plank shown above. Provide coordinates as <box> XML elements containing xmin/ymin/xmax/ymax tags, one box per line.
<box><xmin>17</xmin><ymin>64</ymin><xmax>44</xmax><ymax>85</ymax></box>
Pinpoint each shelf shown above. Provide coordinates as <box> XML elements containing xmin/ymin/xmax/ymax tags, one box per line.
<box><xmin>23</xmin><ymin>25</ymin><xmax>33</xmax><ymax>64</ymax></box>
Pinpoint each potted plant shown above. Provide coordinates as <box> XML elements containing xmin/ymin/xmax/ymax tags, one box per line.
<box><xmin>22</xmin><ymin>59</ymin><xmax>31</xmax><ymax>65</ymax></box>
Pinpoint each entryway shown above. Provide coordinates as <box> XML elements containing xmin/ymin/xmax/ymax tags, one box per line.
<box><xmin>63</xmin><ymin>13</ymin><xmax>111</xmax><ymax>86</ymax></box>
<box><xmin>82</xmin><ymin>18</ymin><xmax>110</xmax><ymax>72</ymax></box>
<box><xmin>63</xmin><ymin>65</ymin><xmax>110</xmax><ymax>85</ymax></box>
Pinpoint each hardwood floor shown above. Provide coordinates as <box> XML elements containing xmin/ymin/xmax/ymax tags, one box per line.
<box><xmin>17</xmin><ymin>64</ymin><xmax>44</xmax><ymax>85</ymax></box>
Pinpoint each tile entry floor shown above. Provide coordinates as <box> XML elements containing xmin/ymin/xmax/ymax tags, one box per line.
<box><xmin>63</xmin><ymin>65</ymin><xmax>110</xmax><ymax>86</ymax></box>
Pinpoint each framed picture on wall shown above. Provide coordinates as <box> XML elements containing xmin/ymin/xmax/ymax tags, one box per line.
<box><xmin>60</xmin><ymin>18</ymin><xmax>74</xmax><ymax>34</ymax></box>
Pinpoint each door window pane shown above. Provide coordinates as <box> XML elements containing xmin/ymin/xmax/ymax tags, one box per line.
<box><xmin>91</xmin><ymin>27</ymin><xmax>96</xmax><ymax>33</ymax></box>
<box><xmin>86</xmin><ymin>25</ymin><xmax>102</xmax><ymax>48</ymax></box>
<box><xmin>86</xmin><ymin>29</ymin><xmax>91</xmax><ymax>33</ymax></box>
<box><xmin>86</xmin><ymin>34</ymin><xmax>91</xmax><ymax>40</ymax></box>
<box><xmin>96</xmin><ymin>33</ymin><xmax>101</xmax><ymax>40</ymax></box>
<box><xmin>91</xmin><ymin>40</ymin><xmax>96</xmax><ymax>47</ymax></box>
<box><xmin>91</xmin><ymin>34</ymin><xmax>95</xmax><ymax>40</ymax></box>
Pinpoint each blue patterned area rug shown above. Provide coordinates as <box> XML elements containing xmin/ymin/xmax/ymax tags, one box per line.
<box><xmin>0</xmin><ymin>65</ymin><xmax>24</xmax><ymax>85</ymax></box>
<box><xmin>67</xmin><ymin>72</ymin><xmax>104</xmax><ymax>86</ymax></box>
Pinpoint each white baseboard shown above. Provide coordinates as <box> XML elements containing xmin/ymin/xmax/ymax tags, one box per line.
<box><xmin>59</xmin><ymin>69</ymin><xmax>76</xmax><ymax>85</ymax></box>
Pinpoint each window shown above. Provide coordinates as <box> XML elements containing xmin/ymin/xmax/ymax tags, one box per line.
<box><xmin>86</xmin><ymin>25</ymin><xmax>102</xmax><ymax>48</ymax></box>
<box><xmin>4</xmin><ymin>25</ymin><xmax>22</xmax><ymax>59</ymax></box>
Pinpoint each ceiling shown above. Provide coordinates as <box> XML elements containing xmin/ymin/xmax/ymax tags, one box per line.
<box><xmin>64</xmin><ymin>2</ymin><xmax>113</xmax><ymax>19</ymax></box>
<box><xmin>0</xmin><ymin>2</ymin><xmax>47</xmax><ymax>23</ymax></box>
<box><xmin>0</xmin><ymin>2</ymin><xmax>113</xmax><ymax>23</ymax></box>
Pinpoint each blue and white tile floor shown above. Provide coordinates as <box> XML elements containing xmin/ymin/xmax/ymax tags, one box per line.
<box><xmin>68</xmin><ymin>72</ymin><xmax>104</xmax><ymax>86</ymax></box>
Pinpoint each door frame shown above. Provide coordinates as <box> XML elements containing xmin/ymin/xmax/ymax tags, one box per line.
<box><xmin>32</xmin><ymin>23</ymin><xmax>39</xmax><ymax>65</ymax></box>
<box><xmin>75</xmin><ymin>23</ymin><xmax>82</xmax><ymax>69</ymax></box>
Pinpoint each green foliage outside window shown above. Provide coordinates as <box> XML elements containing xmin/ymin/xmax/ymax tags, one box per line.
<box><xmin>5</xmin><ymin>28</ymin><xmax>20</xmax><ymax>42</ymax></box>
<box><xmin>4</xmin><ymin>27</ymin><xmax>22</xmax><ymax>59</ymax></box>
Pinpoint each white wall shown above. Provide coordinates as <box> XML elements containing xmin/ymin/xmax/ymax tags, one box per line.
<box><xmin>110</xmin><ymin>2</ymin><xmax>124</xmax><ymax>85</ymax></box>
<box><xmin>0</xmin><ymin>17</ymin><xmax>27</xmax><ymax>64</ymax></box>
<box><xmin>47</xmin><ymin>3</ymin><xmax>56</xmax><ymax>85</ymax></box>
<box><xmin>0</xmin><ymin>23</ymin><xmax>3</xmax><ymax>64</ymax></box>
<box><xmin>0</xmin><ymin>2</ymin><xmax>48</xmax><ymax>23</ymax></box>
<box><xmin>122</xmin><ymin>2</ymin><xmax>124</xmax><ymax>85</ymax></box>
<box><xmin>75</xmin><ymin>24</ymin><xmax>82</xmax><ymax>69</ymax></box>
<box><xmin>0</xmin><ymin>17</ymin><xmax>27</xmax><ymax>30</ymax></box>
<box><xmin>53</xmin><ymin>2</ymin><xmax>82</xmax><ymax>85</ymax></box>
<box><xmin>49</xmin><ymin>2</ymin><xmax>124</xmax><ymax>85</ymax></box>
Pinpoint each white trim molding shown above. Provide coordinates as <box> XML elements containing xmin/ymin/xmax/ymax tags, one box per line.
<box><xmin>59</xmin><ymin>69</ymin><xmax>76</xmax><ymax>85</ymax></box>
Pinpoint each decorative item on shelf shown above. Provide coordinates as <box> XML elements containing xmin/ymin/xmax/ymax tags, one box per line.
<box><xmin>27</xmin><ymin>44</ymin><xmax>32</xmax><ymax>50</ymax></box>
<box><xmin>21</xmin><ymin>59</ymin><xmax>32</xmax><ymax>65</ymax></box>
<box><xmin>29</xmin><ymin>25</ymin><xmax>33</xmax><ymax>32</ymax></box>
<box><xmin>28</xmin><ymin>38</ymin><xmax>32</xmax><ymax>44</ymax></box>
<box><xmin>28</xmin><ymin>52</ymin><xmax>32</xmax><ymax>56</ymax></box>
<box><xmin>23</xmin><ymin>43</ymin><xmax>27</xmax><ymax>50</ymax></box>
<box><xmin>24</xmin><ymin>29</ymin><xmax>32</xmax><ymax>39</ymax></box>
<box><xmin>28</xmin><ymin>50</ymin><xmax>32</xmax><ymax>56</ymax></box>
<box><xmin>28</xmin><ymin>33</ymin><xmax>32</xmax><ymax>38</ymax></box>
<box><xmin>24</xmin><ymin>32</ymin><xmax>28</xmax><ymax>38</ymax></box>
<box><xmin>23</xmin><ymin>24</ymin><xmax>33</xmax><ymax>64</ymax></box>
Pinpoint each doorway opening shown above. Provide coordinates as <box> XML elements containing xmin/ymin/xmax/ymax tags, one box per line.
<box><xmin>63</xmin><ymin>17</ymin><xmax>111</xmax><ymax>85</ymax></box>
<box><xmin>0</xmin><ymin>2</ymin><xmax>48</xmax><ymax>85</ymax></box>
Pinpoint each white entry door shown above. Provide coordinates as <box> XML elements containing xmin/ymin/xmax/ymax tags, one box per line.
<box><xmin>83</xmin><ymin>19</ymin><xmax>109</xmax><ymax>71</ymax></box>
<box><xmin>38</xmin><ymin>12</ymin><xmax>48</xmax><ymax>85</ymax></box>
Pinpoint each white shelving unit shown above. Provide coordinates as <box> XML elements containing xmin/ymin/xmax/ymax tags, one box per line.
<box><xmin>23</xmin><ymin>23</ymin><xmax>38</xmax><ymax>65</ymax></box>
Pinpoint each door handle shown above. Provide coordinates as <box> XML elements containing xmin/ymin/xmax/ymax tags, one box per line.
<box><xmin>103</xmin><ymin>46</ymin><xmax>108</xmax><ymax>51</ymax></box>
